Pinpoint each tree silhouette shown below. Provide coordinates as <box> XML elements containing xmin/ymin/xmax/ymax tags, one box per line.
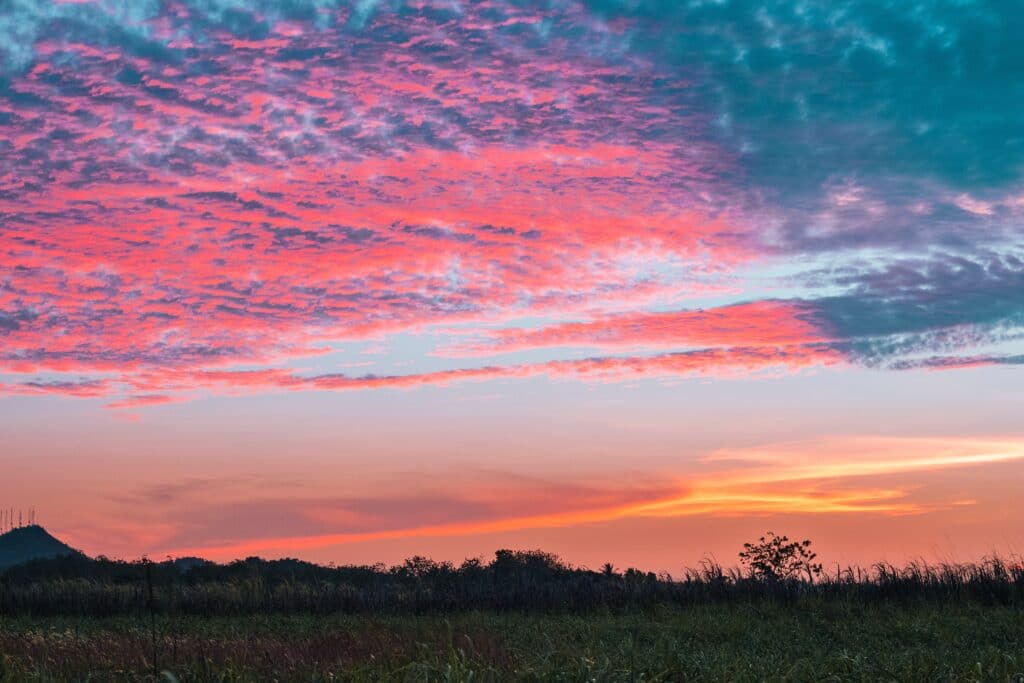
<box><xmin>739</xmin><ymin>532</ymin><xmax>823</xmax><ymax>582</ymax></box>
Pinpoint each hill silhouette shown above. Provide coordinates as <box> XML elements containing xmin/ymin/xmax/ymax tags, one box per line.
<box><xmin>0</xmin><ymin>525</ymin><xmax>79</xmax><ymax>570</ymax></box>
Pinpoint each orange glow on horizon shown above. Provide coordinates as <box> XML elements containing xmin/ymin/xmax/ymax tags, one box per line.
<box><xmin>163</xmin><ymin>436</ymin><xmax>1024</xmax><ymax>561</ymax></box>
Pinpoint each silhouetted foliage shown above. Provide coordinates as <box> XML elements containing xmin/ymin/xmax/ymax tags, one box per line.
<box><xmin>739</xmin><ymin>532</ymin><xmax>823</xmax><ymax>582</ymax></box>
<box><xmin>1</xmin><ymin>542</ymin><xmax>1022</xmax><ymax>617</ymax></box>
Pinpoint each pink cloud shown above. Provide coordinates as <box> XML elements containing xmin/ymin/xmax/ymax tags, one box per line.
<box><xmin>443</xmin><ymin>300</ymin><xmax>828</xmax><ymax>355</ymax></box>
<box><xmin>0</xmin><ymin>0</ymin><xmax>764</xmax><ymax>404</ymax></box>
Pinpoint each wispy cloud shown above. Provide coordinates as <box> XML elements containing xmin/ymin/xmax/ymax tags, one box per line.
<box><xmin>160</xmin><ymin>436</ymin><xmax>1024</xmax><ymax>559</ymax></box>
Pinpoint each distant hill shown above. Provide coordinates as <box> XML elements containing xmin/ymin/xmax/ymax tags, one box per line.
<box><xmin>0</xmin><ymin>525</ymin><xmax>80</xmax><ymax>570</ymax></box>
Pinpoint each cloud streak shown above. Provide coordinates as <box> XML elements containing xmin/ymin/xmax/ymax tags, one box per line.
<box><xmin>160</xmin><ymin>436</ymin><xmax>1024</xmax><ymax>559</ymax></box>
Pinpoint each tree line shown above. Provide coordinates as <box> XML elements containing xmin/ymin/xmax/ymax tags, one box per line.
<box><xmin>1</xmin><ymin>535</ymin><xmax>1022</xmax><ymax>616</ymax></box>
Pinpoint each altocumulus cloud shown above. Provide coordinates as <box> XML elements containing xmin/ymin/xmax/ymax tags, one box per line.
<box><xmin>0</xmin><ymin>0</ymin><xmax>1021</xmax><ymax>408</ymax></box>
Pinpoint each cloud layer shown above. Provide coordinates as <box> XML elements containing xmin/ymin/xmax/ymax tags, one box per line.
<box><xmin>1</xmin><ymin>0</ymin><xmax>1022</xmax><ymax>408</ymax></box>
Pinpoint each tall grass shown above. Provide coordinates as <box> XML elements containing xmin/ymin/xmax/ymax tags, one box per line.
<box><xmin>0</xmin><ymin>606</ymin><xmax>1022</xmax><ymax>681</ymax></box>
<box><xmin>1</xmin><ymin>550</ymin><xmax>1022</xmax><ymax>616</ymax></box>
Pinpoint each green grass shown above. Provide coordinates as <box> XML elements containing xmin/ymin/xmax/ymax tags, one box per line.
<box><xmin>1</xmin><ymin>603</ymin><xmax>1023</xmax><ymax>681</ymax></box>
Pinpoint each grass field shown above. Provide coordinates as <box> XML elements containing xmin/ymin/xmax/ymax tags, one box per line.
<box><xmin>1</xmin><ymin>603</ymin><xmax>1023</xmax><ymax>681</ymax></box>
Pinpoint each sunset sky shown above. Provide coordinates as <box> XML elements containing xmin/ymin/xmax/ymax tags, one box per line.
<box><xmin>1</xmin><ymin>0</ymin><xmax>1022</xmax><ymax>571</ymax></box>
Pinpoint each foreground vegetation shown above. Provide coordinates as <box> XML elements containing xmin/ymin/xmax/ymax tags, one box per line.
<box><xmin>2</xmin><ymin>546</ymin><xmax>1023</xmax><ymax>616</ymax></box>
<box><xmin>1</xmin><ymin>604</ymin><xmax>1022</xmax><ymax>681</ymax></box>
<box><xmin>1</xmin><ymin>536</ymin><xmax>1021</xmax><ymax>680</ymax></box>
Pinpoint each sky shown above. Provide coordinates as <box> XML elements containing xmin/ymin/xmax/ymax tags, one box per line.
<box><xmin>1</xmin><ymin>0</ymin><xmax>1022</xmax><ymax>571</ymax></box>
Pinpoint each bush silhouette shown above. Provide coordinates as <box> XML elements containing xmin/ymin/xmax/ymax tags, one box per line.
<box><xmin>739</xmin><ymin>532</ymin><xmax>823</xmax><ymax>582</ymax></box>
